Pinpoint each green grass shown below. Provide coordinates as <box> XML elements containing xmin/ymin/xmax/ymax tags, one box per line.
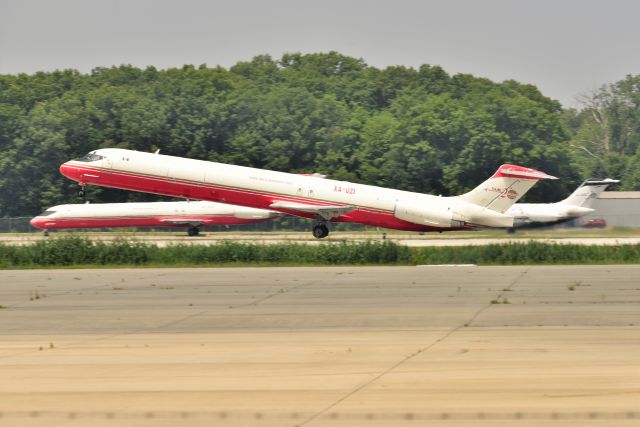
<box><xmin>0</xmin><ymin>236</ymin><xmax>410</xmax><ymax>267</ymax></box>
<box><xmin>1</xmin><ymin>236</ymin><xmax>640</xmax><ymax>268</ymax></box>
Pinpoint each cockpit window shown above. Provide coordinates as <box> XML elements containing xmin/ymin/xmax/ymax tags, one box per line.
<box><xmin>74</xmin><ymin>152</ymin><xmax>105</xmax><ymax>162</ymax></box>
<box><xmin>38</xmin><ymin>209</ymin><xmax>56</xmax><ymax>217</ymax></box>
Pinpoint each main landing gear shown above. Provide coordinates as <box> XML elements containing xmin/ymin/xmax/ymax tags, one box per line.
<box><xmin>312</xmin><ymin>223</ymin><xmax>329</xmax><ymax>239</ymax></box>
<box><xmin>187</xmin><ymin>226</ymin><xmax>200</xmax><ymax>237</ymax></box>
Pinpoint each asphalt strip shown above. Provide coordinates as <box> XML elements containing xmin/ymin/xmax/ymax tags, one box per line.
<box><xmin>416</xmin><ymin>264</ymin><xmax>477</xmax><ymax>267</ymax></box>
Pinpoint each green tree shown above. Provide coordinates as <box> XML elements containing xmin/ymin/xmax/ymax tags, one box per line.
<box><xmin>0</xmin><ymin>52</ymin><xmax>591</xmax><ymax>216</ymax></box>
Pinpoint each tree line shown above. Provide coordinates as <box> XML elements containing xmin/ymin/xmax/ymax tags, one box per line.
<box><xmin>0</xmin><ymin>51</ymin><xmax>638</xmax><ymax>217</ymax></box>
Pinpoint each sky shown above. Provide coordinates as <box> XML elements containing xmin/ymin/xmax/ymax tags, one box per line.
<box><xmin>0</xmin><ymin>0</ymin><xmax>639</xmax><ymax>107</ymax></box>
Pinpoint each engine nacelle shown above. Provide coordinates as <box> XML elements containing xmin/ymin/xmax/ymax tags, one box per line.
<box><xmin>455</xmin><ymin>201</ymin><xmax>515</xmax><ymax>228</ymax></box>
<box><xmin>394</xmin><ymin>199</ymin><xmax>466</xmax><ymax>228</ymax></box>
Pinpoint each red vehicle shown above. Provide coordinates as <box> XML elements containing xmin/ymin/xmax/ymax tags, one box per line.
<box><xmin>582</xmin><ymin>219</ymin><xmax>607</xmax><ymax>228</ymax></box>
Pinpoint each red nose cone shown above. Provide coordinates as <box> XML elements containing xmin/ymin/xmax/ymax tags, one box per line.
<box><xmin>30</xmin><ymin>217</ymin><xmax>44</xmax><ymax>229</ymax></box>
<box><xmin>59</xmin><ymin>163</ymin><xmax>70</xmax><ymax>178</ymax></box>
<box><xmin>59</xmin><ymin>162</ymin><xmax>79</xmax><ymax>182</ymax></box>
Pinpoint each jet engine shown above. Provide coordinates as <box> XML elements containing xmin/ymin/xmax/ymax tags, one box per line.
<box><xmin>394</xmin><ymin>200</ymin><xmax>466</xmax><ymax>228</ymax></box>
<box><xmin>395</xmin><ymin>198</ymin><xmax>516</xmax><ymax>228</ymax></box>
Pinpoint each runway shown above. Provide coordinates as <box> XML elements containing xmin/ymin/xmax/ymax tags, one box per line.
<box><xmin>0</xmin><ymin>266</ymin><xmax>639</xmax><ymax>426</ymax></box>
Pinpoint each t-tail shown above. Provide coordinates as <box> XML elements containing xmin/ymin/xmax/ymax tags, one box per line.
<box><xmin>457</xmin><ymin>164</ymin><xmax>557</xmax><ymax>213</ymax></box>
<box><xmin>558</xmin><ymin>178</ymin><xmax>619</xmax><ymax>208</ymax></box>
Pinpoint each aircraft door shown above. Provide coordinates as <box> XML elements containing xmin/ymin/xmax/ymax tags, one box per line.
<box><xmin>102</xmin><ymin>156</ymin><xmax>113</xmax><ymax>173</ymax></box>
<box><xmin>295</xmin><ymin>176</ymin><xmax>315</xmax><ymax>200</ymax></box>
<box><xmin>296</xmin><ymin>184</ymin><xmax>308</xmax><ymax>199</ymax></box>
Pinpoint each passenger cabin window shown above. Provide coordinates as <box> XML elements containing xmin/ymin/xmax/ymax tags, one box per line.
<box><xmin>75</xmin><ymin>152</ymin><xmax>105</xmax><ymax>162</ymax></box>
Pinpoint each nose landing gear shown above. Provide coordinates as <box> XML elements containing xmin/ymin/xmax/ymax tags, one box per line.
<box><xmin>187</xmin><ymin>226</ymin><xmax>200</xmax><ymax>237</ymax></box>
<box><xmin>77</xmin><ymin>183</ymin><xmax>86</xmax><ymax>199</ymax></box>
<box><xmin>312</xmin><ymin>223</ymin><xmax>329</xmax><ymax>239</ymax></box>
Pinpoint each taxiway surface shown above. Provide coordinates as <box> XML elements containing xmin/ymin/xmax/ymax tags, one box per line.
<box><xmin>0</xmin><ymin>266</ymin><xmax>639</xmax><ymax>426</ymax></box>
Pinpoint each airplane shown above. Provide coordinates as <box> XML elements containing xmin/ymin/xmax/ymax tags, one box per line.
<box><xmin>30</xmin><ymin>200</ymin><xmax>283</xmax><ymax>236</ymax></box>
<box><xmin>59</xmin><ymin>149</ymin><xmax>556</xmax><ymax>238</ymax></box>
<box><xmin>504</xmin><ymin>178</ymin><xmax>619</xmax><ymax>230</ymax></box>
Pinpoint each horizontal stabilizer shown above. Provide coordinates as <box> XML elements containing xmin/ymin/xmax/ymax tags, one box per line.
<box><xmin>494</xmin><ymin>165</ymin><xmax>557</xmax><ymax>180</ymax></box>
<box><xmin>581</xmin><ymin>178</ymin><xmax>620</xmax><ymax>186</ymax></box>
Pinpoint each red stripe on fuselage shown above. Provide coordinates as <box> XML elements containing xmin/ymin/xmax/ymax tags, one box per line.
<box><xmin>62</xmin><ymin>163</ymin><xmax>389</xmax><ymax>213</ymax></box>
<box><xmin>59</xmin><ymin>163</ymin><xmax>458</xmax><ymax>232</ymax></box>
<box><xmin>30</xmin><ymin>214</ymin><xmax>271</xmax><ymax>230</ymax></box>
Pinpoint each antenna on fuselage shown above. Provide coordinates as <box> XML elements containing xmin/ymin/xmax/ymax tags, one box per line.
<box><xmin>154</xmin><ymin>149</ymin><xmax>161</xmax><ymax>154</ymax></box>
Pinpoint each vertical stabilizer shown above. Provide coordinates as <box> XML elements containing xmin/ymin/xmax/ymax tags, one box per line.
<box><xmin>457</xmin><ymin>164</ymin><xmax>557</xmax><ymax>213</ymax></box>
<box><xmin>558</xmin><ymin>178</ymin><xmax>619</xmax><ymax>208</ymax></box>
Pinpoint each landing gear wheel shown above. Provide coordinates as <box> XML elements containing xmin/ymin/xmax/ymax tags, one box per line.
<box><xmin>187</xmin><ymin>226</ymin><xmax>200</xmax><ymax>237</ymax></box>
<box><xmin>43</xmin><ymin>230</ymin><xmax>49</xmax><ymax>237</ymax></box>
<box><xmin>78</xmin><ymin>189</ymin><xmax>85</xmax><ymax>198</ymax></box>
<box><xmin>312</xmin><ymin>223</ymin><xmax>329</xmax><ymax>239</ymax></box>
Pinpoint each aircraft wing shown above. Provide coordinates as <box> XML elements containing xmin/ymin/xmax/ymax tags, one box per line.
<box><xmin>269</xmin><ymin>201</ymin><xmax>356</xmax><ymax>220</ymax></box>
<box><xmin>160</xmin><ymin>218</ymin><xmax>206</xmax><ymax>227</ymax></box>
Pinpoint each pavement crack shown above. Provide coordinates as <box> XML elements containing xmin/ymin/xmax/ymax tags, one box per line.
<box><xmin>464</xmin><ymin>268</ymin><xmax>529</xmax><ymax>327</ymax></box>
<box><xmin>230</xmin><ymin>280</ymin><xmax>317</xmax><ymax>310</ymax></box>
<box><xmin>299</xmin><ymin>268</ymin><xmax>530</xmax><ymax>426</ymax></box>
<box><xmin>131</xmin><ymin>279</ymin><xmax>319</xmax><ymax>332</ymax></box>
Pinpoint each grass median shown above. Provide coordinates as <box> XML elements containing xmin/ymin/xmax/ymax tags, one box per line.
<box><xmin>1</xmin><ymin>236</ymin><xmax>640</xmax><ymax>268</ymax></box>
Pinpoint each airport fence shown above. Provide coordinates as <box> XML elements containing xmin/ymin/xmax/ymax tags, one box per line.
<box><xmin>0</xmin><ymin>217</ymin><xmax>32</xmax><ymax>233</ymax></box>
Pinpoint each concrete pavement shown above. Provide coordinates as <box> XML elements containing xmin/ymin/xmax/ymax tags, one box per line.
<box><xmin>0</xmin><ymin>266</ymin><xmax>638</xmax><ymax>426</ymax></box>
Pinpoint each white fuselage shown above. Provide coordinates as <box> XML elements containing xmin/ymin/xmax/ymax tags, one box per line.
<box><xmin>30</xmin><ymin>200</ymin><xmax>281</xmax><ymax>230</ymax></box>
<box><xmin>506</xmin><ymin>203</ymin><xmax>594</xmax><ymax>226</ymax></box>
<box><xmin>59</xmin><ymin>149</ymin><xmax>552</xmax><ymax>232</ymax></box>
<box><xmin>504</xmin><ymin>179</ymin><xmax>617</xmax><ymax>228</ymax></box>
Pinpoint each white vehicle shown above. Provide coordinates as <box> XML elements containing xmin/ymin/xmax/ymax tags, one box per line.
<box><xmin>505</xmin><ymin>178</ymin><xmax>619</xmax><ymax>229</ymax></box>
<box><xmin>30</xmin><ymin>200</ymin><xmax>282</xmax><ymax>236</ymax></box>
<box><xmin>59</xmin><ymin>149</ymin><xmax>555</xmax><ymax>238</ymax></box>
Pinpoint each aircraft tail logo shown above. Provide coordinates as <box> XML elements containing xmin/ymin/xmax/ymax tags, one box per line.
<box><xmin>457</xmin><ymin>164</ymin><xmax>556</xmax><ymax>213</ymax></box>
